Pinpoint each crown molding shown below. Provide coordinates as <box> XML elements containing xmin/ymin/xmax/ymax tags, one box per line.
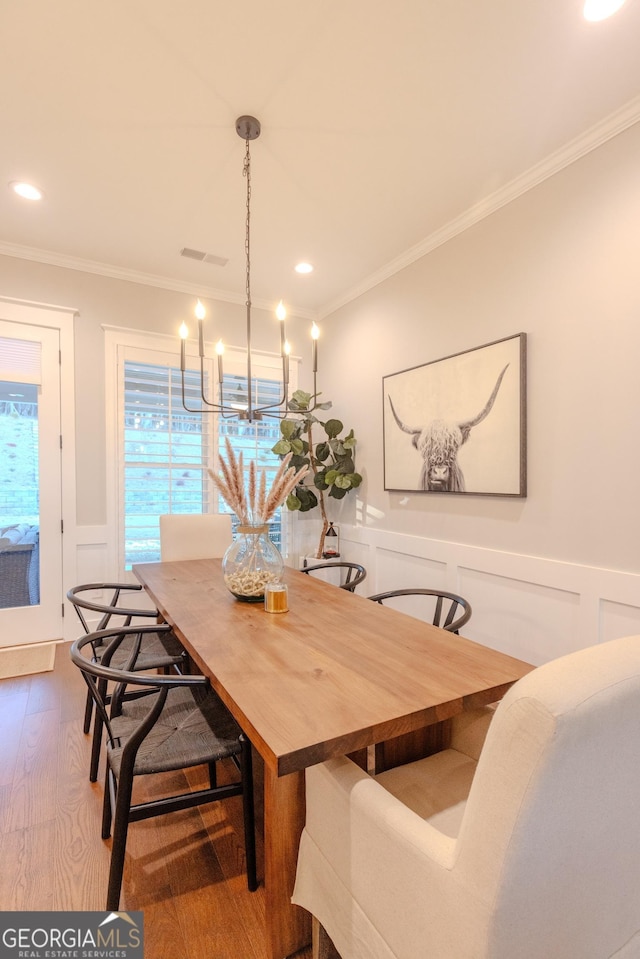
<box><xmin>0</xmin><ymin>241</ymin><xmax>316</xmax><ymax>320</ymax></box>
<box><xmin>0</xmin><ymin>241</ymin><xmax>250</xmax><ymax>301</ymax></box>
<box><xmin>318</xmin><ymin>94</ymin><xmax>640</xmax><ymax>319</ymax></box>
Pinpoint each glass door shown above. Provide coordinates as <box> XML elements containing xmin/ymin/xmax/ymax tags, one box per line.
<box><xmin>0</xmin><ymin>320</ymin><xmax>63</xmax><ymax>644</ymax></box>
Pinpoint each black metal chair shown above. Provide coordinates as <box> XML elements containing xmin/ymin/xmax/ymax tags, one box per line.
<box><xmin>70</xmin><ymin>624</ymin><xmax>257</xmax><ymax>910</ymax></box>
<box><xmin>67</xmin><ymin>582</ymin><xmax>187</xmax><ymax>781</ymax></box>
<box><xmin>300</xmin><ymin>561</ymin><xmax>367</xmax><ymax>593</ymax></box>
<box><xmin>367</xmin><ymin>588</ymin><xmax>472</xmax><ymax>633</ymax></box>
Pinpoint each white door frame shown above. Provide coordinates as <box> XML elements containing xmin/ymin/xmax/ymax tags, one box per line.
<box><xmin>0</xmin><ymin>296</ymin><xmax>77</xmax><ymax>643</ymax></box>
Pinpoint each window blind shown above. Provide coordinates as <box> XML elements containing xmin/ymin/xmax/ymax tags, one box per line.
<box><xmin>0</xmin><ymin>337</ymin><xmax>42</xmax><ymax>384</ymax></box>
<box><xmin>123</xmin><ymin>361</ymin><xmax>211</xmax><ymax>566</ymax></box>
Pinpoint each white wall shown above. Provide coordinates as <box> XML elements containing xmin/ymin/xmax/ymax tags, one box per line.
<box><xmin>318</xmin><ymin>120</ymin><xmax>640</xmax><ymax>663</ymax></box>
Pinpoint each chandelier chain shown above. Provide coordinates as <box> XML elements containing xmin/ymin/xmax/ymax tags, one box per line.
<box><xmin>244</xmin><ymin>138</ymin><xmax>251</xmax><ymax>309</ymax></box>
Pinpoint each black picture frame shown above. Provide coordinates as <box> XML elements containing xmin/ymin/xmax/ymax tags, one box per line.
<box><xmin>383</xmin><ymin>333</ymin><xmax>527</xmax><ymax>496</ymax></box>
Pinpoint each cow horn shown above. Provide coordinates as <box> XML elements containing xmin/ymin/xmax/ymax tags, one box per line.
<box><xmin>388</xmin><ymin>395</ymin><xmax>420</xmax><ymax>435</ymax></box>
<box><xmin>459</xmin><ymin>364</ymin><xmax>509</xmax><ymax>434</ymax></box>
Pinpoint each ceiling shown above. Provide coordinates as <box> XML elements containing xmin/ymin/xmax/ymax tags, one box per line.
<box><xmin>2</xmin><ymin>0</ymin><xmax>640</xmax><ymax>319</ymax></box>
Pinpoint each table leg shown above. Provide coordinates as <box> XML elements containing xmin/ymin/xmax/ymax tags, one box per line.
<box><xmin>373</xmin><ymin>719</ymin><xmax>453</xmax><ymax>773</ymax></box>
<box><xmin>264</xmin><ymin>765</ymin><xmax>311</xmax><ymax>959</ymax></box>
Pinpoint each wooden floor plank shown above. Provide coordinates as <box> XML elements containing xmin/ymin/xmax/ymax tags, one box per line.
<box><xmin>0</xmin><ymin>644</ymin><xmax>312</xmax><ymax>958</ymax></box>
<box><xmin>26</xmin><ymin>665</ymin><xmax>67</xmax><ymax>714</ymax></box>
<box><xmin>0</xmin><ymin>680</ymin><xmax>29</xmax><ymax>790</ymax></box>
<box><xmin>54</xmin><ymin>717</ymin><xmax>111</xmax><ymax>909</ymax></box>
<box><xmin>0</xmin><ymin>820</ymin><xmax>56</xmax><ymax>910</ymax></box>
<box><xmin>5</xmin><ymin>706</ymin><xmax>60</xmax><ymax>832</ymax></box>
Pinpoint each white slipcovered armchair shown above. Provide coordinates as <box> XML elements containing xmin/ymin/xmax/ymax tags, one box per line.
<box><xmin>293</xmin><ymin>634</ymin><xmax>640</xmax><ymax>959</ymax></box>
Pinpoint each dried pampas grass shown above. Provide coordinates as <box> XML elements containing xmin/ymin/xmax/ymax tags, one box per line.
<box><xmin>209</xmin><ymin>437</ymin><xmax>309</xmax><ymax>525</ymax></box>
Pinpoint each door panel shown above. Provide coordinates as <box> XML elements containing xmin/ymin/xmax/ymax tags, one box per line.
<box><xmin>0</xmin><ymin>320</ymin><xmax>63</xmax><ymax>644</ymax></box>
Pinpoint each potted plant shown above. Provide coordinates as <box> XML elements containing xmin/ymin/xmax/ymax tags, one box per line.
<box><xmin>271</xmin><ymin>390</ymin><xmax>362</xmax><ymax>559</ymax></box>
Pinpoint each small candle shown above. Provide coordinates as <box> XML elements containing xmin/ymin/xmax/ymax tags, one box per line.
<box><xmin>196</xmin><ymin>300</ymin><xmax>206</xmax><ymax>357</ymax></box>
<box><xmin>265</xmin><ymin>583</ymin><xmax>289</xmax><ymax>613</ymax></box>
<box><xmin>311</xmin><ymin>322</ymin><xmax>319</xmax><ymax>373</ymax></box>
<box><xmin>276</xmin><ymin>300</ymin><xmax>287</xmax><ymax>355</ymax></box>
<box><xmin>216</xmin><ymin>339</ymin><xmax>224</xmax><ymax>384</ymax></box>
<box><xmin>179</xmin><ymin>322</ymin><xmax>188</xmax><ymax>371</ymax></box>
<box><xmin>283</xmin><ymin>340</ymin><xmax>290</xmax><ymax>386</ymax></box>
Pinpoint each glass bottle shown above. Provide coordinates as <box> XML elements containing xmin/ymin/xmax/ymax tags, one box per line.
<box><xmin>222</xmin><ymin>524</ymin><xmax>284</xmax><ymax>602</ymax></box>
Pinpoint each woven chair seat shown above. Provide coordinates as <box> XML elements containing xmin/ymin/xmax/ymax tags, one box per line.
<box><xmin>97</xmin><ymin>628</ymin><xmax>184</xmax><ymax>672</ymax></box>
<box><xmin>110</xmin><ymin>684</ymin><xmax>243</xmax><ymax>776</ymax></box>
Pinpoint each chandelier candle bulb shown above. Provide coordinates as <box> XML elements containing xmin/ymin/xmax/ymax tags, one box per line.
<box><xmin>196</xmin><ymin>300</ymin><xmax>206</xmax><ymax>358</ymax></box>
<box><xmin>179</xmin><ymin>322</ymin><xmax>188</xmax><ymax>371</ymax></box>
<box><xmin>276</xmin><ymin>300</ymin><xmax>287</xmax><ymax>354</ymax></box>
<box><xmin>216</xmin><ymin>339</ymin><xmax>224</xmax><ymax>383</ymax></box>
<box><xmin>284</xmin><ymin>341</ymin><xmax>290</xmax><ymax>385</ymax></box>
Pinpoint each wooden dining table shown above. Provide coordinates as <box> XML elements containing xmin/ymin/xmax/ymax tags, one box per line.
<box><xmin>133</xmin><ymin>558</ymin><xmax>532</xmax><ymax>959</ymax></box>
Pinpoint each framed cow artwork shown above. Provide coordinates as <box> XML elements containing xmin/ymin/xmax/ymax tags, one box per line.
<box><xmin>383</xmin><ymin>333</ymin><xmax>526</xmax><ymax>496</ymax></box>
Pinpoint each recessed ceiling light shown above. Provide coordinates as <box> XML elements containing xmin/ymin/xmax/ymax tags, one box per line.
<box><xmin>295</xmin><ymin>262</ymin><xmax>314</xmax><ymax>274</ymax></box>
<box><xmin>583</xmin><ymin>0</ymin><xmax>626</xmax><ymax>20</ymax></box>
<box><xmin>9</xmin><ymin>181</ymin><xmax>43</xmax><ymax>201</ymax></box>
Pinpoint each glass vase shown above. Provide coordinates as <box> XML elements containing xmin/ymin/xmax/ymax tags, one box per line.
<box><xmin>222</xmin><ymin>524</ymin><xmax>284</xmax><ymax>603</ymax></box>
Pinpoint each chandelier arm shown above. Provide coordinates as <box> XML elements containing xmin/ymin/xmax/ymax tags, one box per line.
<box><xmin>253</xmin><ymin>380</ymin><xmax>289</xmax><ymax>415</ymax></box>
<box><xmin>198</xmin><ymin>355</ymin><xmax>223</xmax><ymax>409</ymax></box>
<box><xmin>180</xmin><ymin>370</ymin><xmax>215</xmax><ymax>414</ymax></box>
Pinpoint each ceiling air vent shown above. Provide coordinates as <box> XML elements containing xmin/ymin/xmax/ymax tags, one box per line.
<box><xmin>180</xmin><ymin>248</ymin><xmax>228</xmax><ymax>267</ymax></box>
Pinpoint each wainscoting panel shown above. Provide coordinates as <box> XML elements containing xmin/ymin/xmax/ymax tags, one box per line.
<box><xmin>68</xmin><ymin>527</ymin><xmax>153</xmax><ymax>638</ymax></box>
<box><xmin>457</xmin><ymin>567</ymin><xmax>581</xmax><ymax>665</ymax></box>
<box><xmin>599</xmin><ymin>599</ymin><xmax>640</xmax><ymax>645</ymax></box>
<box><xmin>375</xmin><ymin>547</ymin><xmax>448</xmax><ymax>593</ymax></box>
<box><xmin>339</xmin><ymin>525</ymin><xmax>640</xmax><ymax>666</ymax></box>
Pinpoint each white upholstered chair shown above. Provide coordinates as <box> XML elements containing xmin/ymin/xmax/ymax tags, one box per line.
<box><xmin>293</xmin><ymin>634</ymin><xmax>640</xmax><ymax>959</ymax></box>
<box><xmin>159</xmin><ymin>513</ymin><xmax>232</xmax><ymax>561</ymax></box>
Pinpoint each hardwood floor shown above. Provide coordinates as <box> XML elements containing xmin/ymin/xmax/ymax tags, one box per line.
<box><xmin>0</xmin><ymin>642</ymin><xmax>312</xmax><ymax>959</ymax></box>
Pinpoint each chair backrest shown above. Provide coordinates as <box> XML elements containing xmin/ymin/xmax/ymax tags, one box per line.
<box><xmin>301</xmin><ymin>561</ymin><xmax>367</xmax><ymax>592</ymax></box>
<box><xmin>70</xmin><ymin>625</ymin><xmax>207</xmax><ymax>748</ymax></box>
<box><xmin>459</xmin><ymin>634</ymin><xmax>640</xmax><ymax>957</ymax></box>
<box><xmin>67</xmin><ymin>582</ymin><xmax>155</xmax><ymax>634</ymax></box>
<box><xmin>367</xmin><ymin>587</ymin><xmax>471</xmax><ymax>632</ymax></box>
<box><xmin>159</xmin><ymin>513</ymin><xmax>232</xmax><ymax>561</ymax></box>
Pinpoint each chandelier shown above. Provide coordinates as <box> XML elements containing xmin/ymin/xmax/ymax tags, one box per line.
<box><xmin>178</xmin><ymin>115</ymin><xmax>320</xmax><ymax>422</ymax></box>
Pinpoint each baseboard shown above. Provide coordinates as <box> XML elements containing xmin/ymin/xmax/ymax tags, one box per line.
<box><xmin>0</xmin><ymin>641</ymin><xmax>56</xmax><ymax>679</ymax></box>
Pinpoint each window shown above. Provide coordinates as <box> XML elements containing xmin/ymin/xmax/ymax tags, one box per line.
<box><xmin>123</xmin><ymin>361</ymin><xmax>211</xmax><ymax>566</ymax></box>
<box><xmin>107</xmin><ymin>330</ymin><xmax>296</xmax><ymax>575</ymax></box>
